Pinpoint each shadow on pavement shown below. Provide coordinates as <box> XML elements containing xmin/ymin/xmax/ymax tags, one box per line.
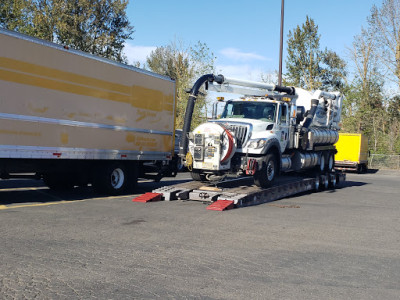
<box><xmin>0</xmin><ymin>176</ymin><xmax>370</xmax><ymax>207</ymax></box>
<box><xmin>341</xmin><ymin>168</ymin><xmax>379</xmax><ymax>174</ymax></box>
<box><xmin>0</xmin><ymin>177</ymin><xmax>192</xmax><ymax>206</ymax></box>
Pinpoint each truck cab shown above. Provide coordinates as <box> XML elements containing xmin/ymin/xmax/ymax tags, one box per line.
<box><xmin>215</xmin><ymin>98</ymin><xmax>290</xmax><ymax>154</ymax></box>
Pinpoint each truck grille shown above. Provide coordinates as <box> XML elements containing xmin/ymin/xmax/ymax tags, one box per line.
<box><xmin>226</xmin><ymin>125</ymin><xmax>249</xmax><ymax>148</ymax></box>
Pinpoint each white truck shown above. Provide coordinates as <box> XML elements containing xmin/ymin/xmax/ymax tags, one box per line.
<box><xmin>179</xmin><ymin>74</ymin><xmax>343</xmax><ymax>188</ymax></box>
<box><xmin>0</xmin><ymin>28</ymin><xmax>177</xmax><ymax>194</ymax></box>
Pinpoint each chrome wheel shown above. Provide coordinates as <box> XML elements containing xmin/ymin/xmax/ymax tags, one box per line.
<box><xmin>254</xmin><ymin>153</ymin><xmax>277</xmax><ymax>188</ymax></box>
<box><xmin>266</xmin><ymin>160</ymin><xmax>275</xmax><ymax>181</ymax></box>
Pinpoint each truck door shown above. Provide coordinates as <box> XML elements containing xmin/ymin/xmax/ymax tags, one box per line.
<box><xmin>277</xmin><ymin>103</ymin><xmax>289</xmax><ymax>152</ymax></box>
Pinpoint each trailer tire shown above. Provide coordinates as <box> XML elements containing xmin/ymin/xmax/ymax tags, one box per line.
<box><xmin>254</xmin><ymin>153</ymin><xmax>277</xmax><ymax>188</ymax></box>
<box><xmin>319</xmin><ymin>154</ymin><xmax>326</xmax><ymax>172</ymax></box>
<box><xmin>190</xmin><ymin>170</ymin><xmax>207</xmax><ymax>182</ymax></box>
<box><xmin>358</xmin><ymin>163</ymin><xmax>368</xmax><ymax>174</ymax></box>
<box><xmin>314</xmin><ymin>175</ymin><xmax>322</xmax><ymax>192</ymax></box>
<box><xmin>43</xmin><ymin>173</ymin><xmax>75</xmax><ymax>191</ymax></box>
<box><xmin>329</xmin><ymin>174</ymin><xmax>337</xmax><ymax>188</ymax></box>
<box><xmin>327</xmin><ymin>152</ymin><xmax>335</xmax><ymax>172</ymax></box>
<box><xmin>321</xmin><ymin>174</ymin><xmax>329</xmax><ymax>190</ymax></box>
<box><xmin>93</xmin><ymin>163</ymin><xmax>131</xmax><ymax>195</ymax></box>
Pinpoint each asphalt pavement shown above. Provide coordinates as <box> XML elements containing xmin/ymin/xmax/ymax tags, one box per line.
<box><xmin>0</xmin><ymin>170</ymin><xmax>399</xmax><ymax>299</ymax></box>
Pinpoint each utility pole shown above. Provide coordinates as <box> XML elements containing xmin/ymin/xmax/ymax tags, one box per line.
<box><xmin>278</xmin><ymin>0</ymin><xmax>284</xmax><ymax>85</ymax></box>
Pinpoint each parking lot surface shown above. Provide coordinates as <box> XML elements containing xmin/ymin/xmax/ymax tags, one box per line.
<box><xmin>0</xmin><ymin>170</ymin><xmax>399</xmax><ymax>299</ymax></box>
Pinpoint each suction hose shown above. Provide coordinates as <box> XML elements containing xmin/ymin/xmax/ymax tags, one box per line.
<box><xmin>179</xmin><ymin>74</ymin><xmax>224</xmax><ymax>158</ymax></box>
<box><xmin>302</xmin><ymin>99</ymin><xmax>319</xmax><ymax>129</ymax></box>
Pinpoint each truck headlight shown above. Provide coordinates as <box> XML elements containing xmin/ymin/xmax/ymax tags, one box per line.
<box><xmin>247</xmin><ymin>139</ymin><xmax>267</xmax><ymax>149</ymax></box>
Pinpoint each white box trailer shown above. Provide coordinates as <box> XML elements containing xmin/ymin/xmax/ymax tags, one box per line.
<box><xmin>0</xmin><ymin>28</ymin><xmax>176</xmax><ymax>194</ymax></box>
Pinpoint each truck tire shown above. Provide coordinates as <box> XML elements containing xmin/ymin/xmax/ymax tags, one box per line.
<box><xmin>43</xmin><ymin>173</ymin><xmax>75</xmax><ymax>191</ymax></box>
<box><xmin>190</xmin><ymin>170</ymin><xmax>207</xmax><ymax>181</ymax></box>
<box><xmin>93</xmin><ymin>163</ymin><xmax>133</xmax><ymax>195</ymax></box>
<box><xmin>254</xmin><ymin>153</ymin><xmax>277</xmax><ymax>188</ymax></box>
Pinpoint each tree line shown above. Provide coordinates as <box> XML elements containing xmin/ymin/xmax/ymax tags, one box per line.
<box><xmin>0</xmin><ymin>0</ymin><xmax>133</xmax><ymax>62</ymax></box>
<box><xmin>1</xmin><ymin>0</ymin><xmax>399</xmax><ymax>154</ymax></box>
<box><xmin>284</xmin><ymin>1</ymin><xmax>400</xmax><ymax>154</ymax></box>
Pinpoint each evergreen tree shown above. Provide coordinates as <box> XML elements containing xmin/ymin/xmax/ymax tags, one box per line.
<box><xmin>285</xmin><ymin>16</ymin><xmax>321</xmax><ymax>90</ymax></box>
<box><xmin>285</xmin><ymin>16</ymin><xmax>346</xmax><ymax>91</ymax></box>
<box><xmin>0</xmin><ymin>0</ymin><xmax>34</xmax><ymax>34</ymax></box>
<box><xmin>0</xmin><ymin>0</ymin><xmax>133</xmax><ymax>62</ymax></box>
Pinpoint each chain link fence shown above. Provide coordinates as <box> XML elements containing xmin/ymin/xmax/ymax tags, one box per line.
<box><xmin>369</xmin><ymin>154</ymin><xmax>400</xmax><ymax>170</ymax></box>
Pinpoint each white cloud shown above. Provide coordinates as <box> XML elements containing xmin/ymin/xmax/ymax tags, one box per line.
<box><xmin>220</xmin><ymin>48</ymin><xmax>268</xmax><ymax>62</ymax></box>
<box><xmin>123</xmin><ymin>43</ymin><xmax>156</xmax><ymax>65</ymax></box>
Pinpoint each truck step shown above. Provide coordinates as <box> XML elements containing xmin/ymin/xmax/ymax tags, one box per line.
<box><xmin>206</xmin><ymin>200</ymin><xmax>235</xmax><ymax>211</ymax></box>
<box><xmin>132</xmin><ymin>192</ymin><xmax>162</xmax><ymax>203</ymax></box>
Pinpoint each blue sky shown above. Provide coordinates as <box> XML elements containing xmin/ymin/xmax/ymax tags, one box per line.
<box><xmin>124</xmin><ymin>0</ymin><xmax>380</xmax><ymax>81</ymax></box>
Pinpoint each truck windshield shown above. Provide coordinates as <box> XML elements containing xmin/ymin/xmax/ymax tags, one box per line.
<box><xmin>221</xmin><ymin>101</ymin><xmax>277</xmax><ymax>122</ymax></box>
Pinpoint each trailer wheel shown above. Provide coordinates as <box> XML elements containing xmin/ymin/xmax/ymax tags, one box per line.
<box><xmin>329</xmin><ymin>174</ymin><xmax>337</xmax><ymax>188</ymax></box>
<box><xmin>327</xmin><ymin>153</ymin><xmax>335</xmax><ymax>172</ymax></box>
<box><xmin>43</xmin><ymin>173</ymin><xmax>74</xmax><ymax>191</ymax></box>
<box><xmin>314</xmin><ymin>175</ymin><xmax>321</xmax><ymax>192</ymax></box>
<box><xmin>254</xmin><ymin>153</ymin><xmax>277</xmax><ymax>188</ymax></box>
<box><xmin>321</xmin><ymin>174</ymin><xmax>329</xmax><ymax>190</ymax></box>
<box><xmin>93</xmin><ymin>163</ymin><xmax>131</xmax><ymax>195</ymax></box>
<box><xmin>190</xmin><ymin>170</ymin><xmax>207</xmax><ymax>181</ymax></box>
<box><xmin>319</xmin><ymin>154</ymin><xmax>326</xmax><ymax>172</ymax></box>
<box><xmin>358</xmin><ymin>163</ymin><xmax>368</xmax><ymax>174</ymax></box>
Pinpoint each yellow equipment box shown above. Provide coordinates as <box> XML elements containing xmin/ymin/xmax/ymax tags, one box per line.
<box><xmin>335</xmin><ymin>133</ymin><xmax>369</xmax><ymax>172</ymax></box>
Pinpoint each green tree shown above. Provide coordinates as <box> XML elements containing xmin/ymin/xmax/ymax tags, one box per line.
<box><xmin>146</xmin><ymin>41</ymin><xmax>215</xmax><ymax>129</ymax></box>
<box><xmin>0</xmin><ymin>0</ymin><xmax>34</xmax><ymax>34</ymax></box>
<box><xmin>344</xmin><ymin>23</ymin><xmax>399</xmax><ymax>154</ymax></box>
<box><xmin>285</xmin><ymin>16</ymin><xmax>346</xmax><ymax>91</ymax></box>
<box><xmin>285</xmin><ymin>16</ymin><xmax>321</xmax><ymax>90</ymax></box>
<box><xmin>0</xmin><ymin>0</ymin><xmax>133</xmax><ymax>62</ymax></box>
<box><xmin>320</xmin><ymin>49</ymin><xmax>347</xmax><ymax>92</ymax></box>
<box><xmin>346</xmin><ymin>0</ymin><xmax>400</xmax><ymax>154</ymax></box>
<box><xmin>386</xmin><ymin>96</ymin><xmax>400</xmax><ymax>153</ymax></box>
<box><xmin>341</xmin><ymin>80</ymin><xmax>385</xmax><ymax>153</ymax></box>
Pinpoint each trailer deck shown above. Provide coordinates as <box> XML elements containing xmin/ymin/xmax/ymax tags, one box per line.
<box><xmin>133</xmin><ymin>171</ymin><xmax>346</xmax><ymax>210</ymax></box>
